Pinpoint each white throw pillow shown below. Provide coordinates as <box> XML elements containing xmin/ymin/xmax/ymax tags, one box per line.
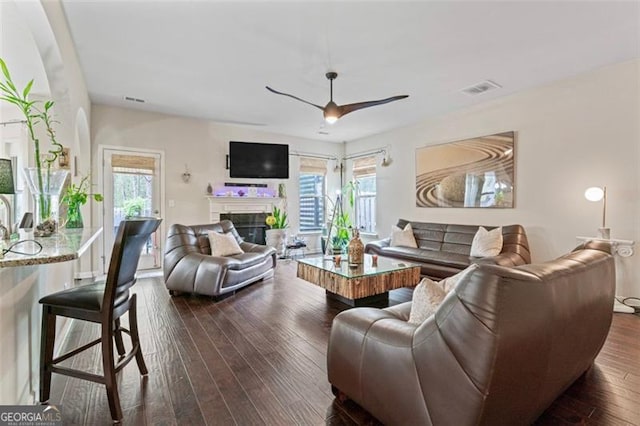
<box><xmin>470</xmin><ymin>226</ymin><xmax>503</xmax><ymax>257</ymax></box>
<box><xmin>438</xmin><ymin>264</ymin><xmax>478</xmax><ymax>293</ymax></box>
<box><xmin>390</xmin><ymin>223</ymin><xmax>418</xmax><ymax>248</ymax></box>
<box><xmin>408</xmin><ymin>277</ymin><xmax>446</xmax><ymax>325</ymax></box>
<box><xmin>208</xmin><ymin>231</ymin><xmax>244</xmax><ymax>257</ymax></box>
<box><xmin>409</xmin><ymin>266</ymin><xmax>479</xmax><ymax>325</ymax></box>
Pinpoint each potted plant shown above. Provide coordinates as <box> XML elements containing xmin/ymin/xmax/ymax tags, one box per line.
<box><xmin>0</xmin><ymin>58</ymin><xmax>68</xmax><ymax>236</ymax></box>
<box><xmin>331</xmin><ymin>212</ymin><xmax>352</xmax><ymax>254</ymax></box>
<box><xmin>265</xmin><ymin>205</ymin><xmax>288</xmax><ymax>255</ymax></box>
<box><xmin>61</xmin><ymin>174</ymin><xmax>103</xmax><ymax>228</ymax></box>
<box><xmin>326</xmin><ymin>181</ymin><xmax>356</xmax><ymax>254</ymax></box>
<box><xmin>124</xmin><ymin>197</ymin><xmax>146</xmax><ymax>218</ymax></box>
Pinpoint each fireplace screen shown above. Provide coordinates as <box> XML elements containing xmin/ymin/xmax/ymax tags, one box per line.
<box><xmin>220</xmin><ymin>213</ymin><xmax>268</xmax><ymax>245</ymax></box>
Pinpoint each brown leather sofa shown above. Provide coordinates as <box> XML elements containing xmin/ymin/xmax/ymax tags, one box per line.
<box><xmin>365</xmin><ymin>219</ymin><xmax>531</xmax><ymax>279</ymax></box>
<box><xmin>328</xmin><ymin>240</ymin><xmax>615</xmax><ymax>425</ymax></box>
<box><xmin>163</xmin><ymin>221</ymin><xmax>276</xmax><ymax>298</ymax></box>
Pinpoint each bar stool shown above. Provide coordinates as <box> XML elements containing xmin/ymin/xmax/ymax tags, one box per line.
<box><xmin>39</xmin><ymin>218</ymin><xmax>161</xmax><ymax>422</ymax></box>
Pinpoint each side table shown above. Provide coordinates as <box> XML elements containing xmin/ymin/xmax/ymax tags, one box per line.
<box><xmin>576</xmin><ymin>236</ymin><xmax>635</xmax><ymax>313</ymax></box>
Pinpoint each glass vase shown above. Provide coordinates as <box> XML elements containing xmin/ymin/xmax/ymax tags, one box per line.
<box><xmin>65</xmin><ymin>202</ymin><xmax>84</xmax><ymax>228</ymax></box>
<box><xmin>23</xmin><ymin>168</ymin><xmax>69</xmax><ymax>236</ymax></box>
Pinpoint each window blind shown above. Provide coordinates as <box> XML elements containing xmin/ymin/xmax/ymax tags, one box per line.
<box><xmin>299</xmin><ymin>157</ymin><xmax>327</xmax><ymax>175</ymax></box>
<box><xmin>111</xmin><ymin>154</ymin><xmax>155</xmax><ymax>175</ymax></box>
<box><xmin>352</xmin><ymin>155</ymin><xmax>376</xmax><ymax>177</ymax></box>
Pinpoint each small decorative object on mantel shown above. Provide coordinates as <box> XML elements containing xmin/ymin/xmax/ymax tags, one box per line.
<box><xmin>206</xmin><ymin>183</ymin><xmax>213</xmax><ymax>195</ymax></box>
<box><xmin>348</xmin><ymin>228</ymin><xmax>364</xmax><ymax>267</ymax></box>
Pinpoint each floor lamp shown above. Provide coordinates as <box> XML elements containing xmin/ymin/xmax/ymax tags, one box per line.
<box><xmin>324</xmin><ymin>193</ymin><xmax>343</xmax><ymax>259</ymax></box>
<box><xmin>584</xmin><ymin>186</ymin><xmax>610</xmax><ymax>239</ymax></box>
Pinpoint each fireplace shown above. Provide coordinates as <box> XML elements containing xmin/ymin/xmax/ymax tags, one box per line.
<box><xmin>220</xmin><ymin>213</ymin><xmax>268</xmax><ymax>245</ymax></box>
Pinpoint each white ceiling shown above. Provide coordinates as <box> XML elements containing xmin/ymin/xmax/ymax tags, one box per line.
<box><xmin>60</xmin><ymin>0</ymin><xmax>640</xmax><ymax>143</ymax></box>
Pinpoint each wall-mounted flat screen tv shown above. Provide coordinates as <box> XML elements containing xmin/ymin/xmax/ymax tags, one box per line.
<box><xmin>229</xmin><ymin>141</ymin><xmax>289</xmax><ymax>179</ymax></box>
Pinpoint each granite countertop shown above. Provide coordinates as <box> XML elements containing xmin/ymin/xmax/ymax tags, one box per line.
<box><xmin>0</xmin><ymin>227</ymin><xmax>103</xmax><ymax>268</ymax></box>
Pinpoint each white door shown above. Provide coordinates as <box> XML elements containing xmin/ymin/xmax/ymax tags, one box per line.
<box><xmin>101</xmin><ymin>148</ymin><xmax>163</xmax><ymax>272</ymax></box>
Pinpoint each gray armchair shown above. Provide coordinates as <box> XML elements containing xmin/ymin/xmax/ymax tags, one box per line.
<box><xmin>163</xmin><ymin>221</ymin><xmax>276</xmax><ymax>299</ymax></box>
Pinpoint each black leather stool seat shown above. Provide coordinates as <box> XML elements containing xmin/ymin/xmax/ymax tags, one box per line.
<box><xmin>40</xmin><ymin>283</ymin><xmax>129</xmax><ymax>313</ymax></box>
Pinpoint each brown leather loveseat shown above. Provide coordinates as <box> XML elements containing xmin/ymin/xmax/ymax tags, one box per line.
<box><xmin>163</xmin><ymin>221</ymin><xmax>276</xmax><ymax>298</ymax></box>
<box><xmin>365</xmin><ymin>219</ymin><xmax>531</xmax><ymax>278</ymax></box>
<box><xmin>328</xmin><ymin>240</ymin><xmax>615</xmax><ymax>425</ymax></box>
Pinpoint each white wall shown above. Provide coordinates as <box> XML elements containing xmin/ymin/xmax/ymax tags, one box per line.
<box><xmin>346</xmin><ymin>60</ymin><xmax>640</xmax><ymax>297</ymax></box>
<box><xmin>0</xmin><ymin>0</ymin><xmax>94</xmax><ymax>404</ymax></box>
<box><xmin>91</xmin><ymin>104</ymin><xmax>343</xmax><ymax>252</ymax></box>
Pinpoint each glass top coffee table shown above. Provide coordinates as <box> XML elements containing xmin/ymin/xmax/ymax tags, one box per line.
<box><xmin>296</xmin><ymin>254</ymin><xmax>421</xmax><ymax>307</ymax></box>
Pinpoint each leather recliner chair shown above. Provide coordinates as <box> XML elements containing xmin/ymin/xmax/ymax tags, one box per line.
<box><xmin>164</xmin><ymin>221</ymin><xmax>276</xmax><ymax>298</ymax></box>
<box><xmin>328</xmin><ymin>240</ymin><xmax>615</xmax><ymax>425</ymax></box>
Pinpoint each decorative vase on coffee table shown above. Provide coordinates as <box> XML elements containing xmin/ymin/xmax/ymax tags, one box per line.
<box><xmin>23</xmin><ymin>167</ymin><xmax>69</xmax><ymax>236</ymax></box>
<box><xmin>348</xmin><ymin>229</ymin><xmax>364</xmax><ymax>266</ymax></box>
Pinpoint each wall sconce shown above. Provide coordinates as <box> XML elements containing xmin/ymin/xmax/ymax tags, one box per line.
<box><xmin>0</xmin><ymin>158</ymin><xmax>16</xmax><ymax>240</ymax></box>
<box><xmin>333</xmin><ymin>159</ymin><xmax>341</xmax><ymax>173</ymax></box>
<box><xmin>381</xmin><ymin>151</ymin><xmax>391</xmax><ymax>167</ymax></box>
<box><xmin>584</xmin><ymin>186</ymin><xmax>609</xmax><ymax>239</ymax></box>
<box><xmin>181</xmin><ymin>164</ymin><xmax>191</xmax><ymax>183</ymax></box>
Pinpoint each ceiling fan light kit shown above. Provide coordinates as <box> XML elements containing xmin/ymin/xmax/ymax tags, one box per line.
<box><xmin>266</xmin><ymin>71</ymin><xmax>408</xmax><ymax>124</ymax></box>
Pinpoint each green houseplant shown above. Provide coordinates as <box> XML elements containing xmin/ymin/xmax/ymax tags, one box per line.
<box><xmin>331</xmin><ymin>212</ymin><xmax>352</xmax><ymax>253</ymax></box>
<box><xmin>327</xmin><ymin>181</ymin><xmax>356</xmax><ymax>254</ymax></box>
<box><xmin>61</xmin><ymin>174</ymin><xmax>103</xmax><ymax>228</ymax></box>
<box><xmin>124</xmin><ymin>197</ymin><xmax>146</xmax><ymax>218</ymax></box>
<box><xmin>265</xmin><ymin>206</ymin><xmax>288</xmax><ymax>229</ymax></box>
<box><xmin>0</xmin><ymin>58</ymin><xmax>67</xmax><ymax>236</ymax></box>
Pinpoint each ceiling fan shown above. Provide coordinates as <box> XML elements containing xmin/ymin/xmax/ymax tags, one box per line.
<box><xmin>266</xmin><ymin>72</ymin><xmax>409</xmax><ymax>124</ymax></box>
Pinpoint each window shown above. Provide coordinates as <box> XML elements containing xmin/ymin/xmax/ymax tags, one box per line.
<box><xmin>299</xmin><ymin>157</ymin><xmax>326</xmax><ymax>232</ymax></box>
<box><xmin>353</xmin><ymin>156</ymin><xmax>376</xmax><ymax>233</ymax></box>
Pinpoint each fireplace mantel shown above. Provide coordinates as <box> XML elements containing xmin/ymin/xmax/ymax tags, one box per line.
<box><xmin>206</xmin><ymin>196</ymin><xmax>283</xmax><ymax>223</ymax></box>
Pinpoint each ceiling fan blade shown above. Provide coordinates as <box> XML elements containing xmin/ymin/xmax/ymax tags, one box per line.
<box><xmin>265</xmin><ymin>86</ymin><xmax>324</xmax><ymax>111</ymax></box>
<box><xmin>338</xmin><ymin>95</ymin><xmax>409</xmax><ymax>117</ymax></box>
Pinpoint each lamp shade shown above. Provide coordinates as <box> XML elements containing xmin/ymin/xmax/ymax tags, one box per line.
<box><xmin>584</xmin><ymin>186</ymin><xmax>604</xmax><ymax>202</ymax></box>
<box><xmin>0</xmin><ymin>159</ymin><xmax>15</xmax><ymax>194</ymax></box>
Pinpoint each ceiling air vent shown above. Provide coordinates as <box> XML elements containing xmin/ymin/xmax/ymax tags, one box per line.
<box><xmin>460</xmin><ymin>80</ymin><xmax>501</xmax><ymax>96</ymax></box>
<box><xmin>123</xmin><ymin>96</ymin><xmax>145</xmax><ymax>103</ymax></box>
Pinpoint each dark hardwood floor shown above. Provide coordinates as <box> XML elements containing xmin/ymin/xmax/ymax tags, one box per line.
<box><xmin>49</xmin><ymin>261</ymin><xmax>640</xmax><ymax>425</ymax></box>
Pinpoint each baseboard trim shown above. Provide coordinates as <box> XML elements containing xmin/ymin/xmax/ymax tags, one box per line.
<box><xmin>74</xmin><ymin>271</ymin><xmax>98</xmax><ymax>280</ymax></box>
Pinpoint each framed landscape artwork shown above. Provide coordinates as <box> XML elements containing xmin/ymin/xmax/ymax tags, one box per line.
<box><xmin>415</xmin><ymin>131</ymin><xmax>515</xmax><ymax>208</ymax></box>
